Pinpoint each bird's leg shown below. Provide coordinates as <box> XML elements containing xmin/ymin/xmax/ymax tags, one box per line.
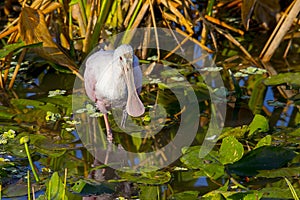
<box><xmin>95</xmin><ymin>100</ymin><xmax>113</xmax><ymax>175</ymax></box>
<box><xmin>103</xmin><ymin>113</ymin><xmax>113</xmax><ymax>143</ymax></box>
<box><xmin>102</xmin><ymin>113</ymin><xmax>113</xmax><ymax>175</ymax></box>
<box><xmin>96</xmin><ymin>100</ymin><xmax>113</xmax><ymax>143</ymax></box>
<box><xmin>120</xmin><ymin>109</ymin><xmax>128</xmax><ymax>128</ymax></box>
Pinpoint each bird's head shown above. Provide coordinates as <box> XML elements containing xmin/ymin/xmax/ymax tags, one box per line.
<box><xmin>114</xmin><ymin>44</ymin><xmax>145</xmax><ymax>117</ymax></box>
<box><xmin>114</xmin><ymin>44</ymin><xmax>134</xmax><ymax>72</ymax></box>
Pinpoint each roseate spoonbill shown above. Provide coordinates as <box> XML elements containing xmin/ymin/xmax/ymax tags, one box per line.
<box><xmin>84</xmin><ymin>44</ymin><xmax>145</xmax><ymax>142</ymax></box>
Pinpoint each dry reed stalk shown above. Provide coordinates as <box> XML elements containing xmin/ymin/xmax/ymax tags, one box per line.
<box><xmin>130</xmin><ymin>1</ymin><xmax>149</xmax><ymax>30</ymax></box>
<box><xmin>83</xmin><ymin>0</ymin><xmax>97</xmax><ymax>53</ymax></box>
<box><xmin>159</xmin><ymin>0</ymin><xmax>193</xmax><ymax>34</ymax></box>
<box><xmin>148</xmin><ymin>0</ymin><xmax>160</xmax><ymax>60</ymax></box>
<box><xmin>260</xmin><ymin>0</ymin><xmax>300</xmax><ymax>61</ymax></box>
<box><xmin>163</xmin><ymin>32</ymin><xmax>193</xmax><ymax>60</ymax></box>
<box><xmin>161</xmin><ymin>12</ymin><xmax>179</xmax><ymax>24</ymax></box>
<box><xmin>8</xmin><ymin>49</ymin><xmax>27</xmax><ymax>89</ymax></box>
<box><xmin>205</xmin><ymin>15</ymin><xmax>244</xmax><ymax>35</ymax></box>
<box><xmin>124</xmin><ymin>0</ymin><xmax>139</xmax><ymax>27</ymax></box>
<box><xmin>175</xmin><ymin>28</ymin><xmax>213</xmax><ymax>53</ymax></box>
<box><xmin>122</xmin><ymin>1</ymin><xmax>149</xmax><ymax>43</ymax></box>
<box><xmin>214</xmin><ymin>26</ymin><xmax>258</xmax><ymax>65</ymax></box>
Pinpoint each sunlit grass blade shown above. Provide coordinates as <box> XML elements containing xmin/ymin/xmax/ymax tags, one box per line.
<box><xmin>27</xmin><ymin>170</ymin><xmax>31</xmax><ymax>200</ymax></box>
<box><xmin>86</xmin><ymin>0</ymin><xmax>113</xmax><ymax>53</ymax></box>
<box><xmin>62</xmin><ymin>168</ymin><xmax>68</xmax><ymax>200</ymax></box>
<box><xmin>285</xmin><ymin>177</ymin><xmax>299</xmax><ymax>200</ymax></box>
<box><xmin>78</xmin><ymin>0</ymin><xmax>87</xmax><ymax>27</ymax></box>
<box><xmin>122</xmin><ymin>0</ymin><xmax>144</xmax><ymax>43</ymax></box>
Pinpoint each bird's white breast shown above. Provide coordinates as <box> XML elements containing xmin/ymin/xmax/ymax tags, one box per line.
<box><xmin>85</xmin><ymin>48</ymin><xmax>142</xmax><ymax>109</ymax></box>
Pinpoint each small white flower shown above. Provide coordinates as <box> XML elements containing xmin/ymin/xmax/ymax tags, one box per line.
<box><xmin>66</xmin><ymin>120</ymin><xmax>81</xmax><ymax>125</ymax></box>
<box><xmin>170</xmin><ymin>76</ymin><xmax>185</xmax><ymax>81</ymax></box>
<box><xmin>240</xmin><ymin>66</ymin><xmax>267</xmax><ymax>75</ymax></box>
<box><xmin>65</xmin><ymin>127</ymin><xmax>75</xmax><ymax>132</ymax></box>
<box><xmin>48</xmin><ymin>89</ymin><xmax>66</xmax><ymax>97</ymax></box>
<box><xmin>200</xmin><ymin>67</ymin><xmax>223</xmax><ymax>72</ymax></box>
<box><xmin>75</xmin><ymin>108</ymin><xmax>87</xmax><ymax>113</ymax></box>
<box><xmin>149</xmin><ymin>78</ymin><xmax>161</xmax><ymax>84</ymax></box>
<box><xmin>89</xmin><ymin>112</ymin><xmax>102</xmax><ymax>118</ymax></box>
<box><xmin>234</xmin><ymin>72</ymin><xmax>248</xmax><ymax>78</ymax></box>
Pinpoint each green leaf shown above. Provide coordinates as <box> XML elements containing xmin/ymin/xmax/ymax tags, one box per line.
<box><xmin>264</xmin><ymin>72</ymin><xmax>300</xmax><ymax>87</ymax></box>
<box><xmin>256</xmin><ymin>166</ymin><xmax>300</xmax><ymax>178</ymax></box>
<box><xmin>285</xmin><ymin>177</ymin><xmax>300</xmax><ymax>200</ymax></box>
<box><xmin>0</xmin><ymin>106</ymin><xmax>15</xmax><ymax>120</ymax></box>
<box><xmin>139</xmin><ymin>185</ymin><xmax>158</xmax><ymax>200</ymax></box>
<box><xmin>248</xmin><ymin>75</ymin><xmax>266</xmax><ymax>114</ymax></box>
<box><xmin>31</xmin><ymin>135</ymin><xmax>67</xmax><ymax>157</ymax></box>
<box><xmin>260</xmin><ymin>187</ymin><xmax>300</xmax><ymax>199</ymax></box>
<box><xmin>0</xmin><ymin>41</ymin><xmax>25</xmax><ymax>58</ymax></box>
<box><xmin>71</xmin><ymin>179</ymin><xmax>115</xmax><ymax>195</ymax></box>
<box><xmin>227</xmin><ymin>146</ymin><xmax>296</xmax><ymax>176</ymax></box>
<box><xmin>193</xmin><ymin>163</ymin><xmax>224</xmax><ymax>180</ymax></box>
<box><xmin>171</xmin><ymin>191</ymin><xmax>200</xmax><ymax>200</ymax></box>
<box><xmin>0</xmin><ymin>41</ymin><xmax>42</xmax><ymax>58</ymax></box>
<box><xmin>218</xmin><ymin>126</ymin><xmax>249</xmax><ymax>140</ymax></box>
<box><xmin>255</xmin><ymin>135</ymin><xmax>272</xmax><ymax>148</ymax></box>
<box><xmin>2</xmin><ymin>182</ymin><xmax>42</xmax><ymax>198</ymax></box>
<box><xmin>11</xmin><ymin>98</ymin><xmax>60</xmax><ymax>113</ymax></box>
<box><xmin>181</xmin><ymin>146</ymin><xmax>225</xmax><ymax>179</ymax></box>
<box><xmin>41</xmin><ymin>95</ymin><xmax>73</xmax><ymax>115</ymax></box>
<box><xmin>47</xmin><ymin>172</ymin><xmax>68</xmax><ymax>200</ymax></box>
<box><xmin>117</xmin><ymin>169</ymin><xmax>171</xmax><ymax>184</ymax></box>
<box><xmin>5</xmin><ymin>132</ymin><xmax>31</xmax><ymax>158</ymax></box>
<box><xmin>14</xmin><ymin>109</ymin><xmax>48</xmax><ymax>124</ymax></box>
<box><xmin>219</xmin><ymin>136</ymin><xmax>244</xmax><ymax>165</ymax></box>
<box><xmin>248</xmin><ymin>114</ymin><xmax>269</xmax><ymax>137</ymax></box>
<box><xmin>227</xmin><ymin>191</ymin><xmax>263</xmax><ymax>200</ymax></box>
<box><xmin>203</xmin><ymin>190</ymin><xmax>263</xmax><ymax>199</ymax></box>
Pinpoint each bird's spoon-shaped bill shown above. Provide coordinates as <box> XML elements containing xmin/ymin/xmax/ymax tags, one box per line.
<box><xmin>124</xmin><ymin>62</ymin><xmax>145</xmax><ymax>117</ymax></box>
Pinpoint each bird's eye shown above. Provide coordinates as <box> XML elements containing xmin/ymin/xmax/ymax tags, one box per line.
<box><xmin>119</xmin><ymin>56</ymin><xmax>123</xmax><ymax>61</ymax></box>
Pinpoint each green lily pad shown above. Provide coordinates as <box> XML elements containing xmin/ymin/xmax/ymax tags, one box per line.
<box><xmin>264</xmin><ymin>72</ymin><xmax>300</xmax><ymax>86</ymax></box>
<box><xmin>11</xmin><ymin>99</ymin><xmax>59</xmax><ymax>113</ymax></box>
<box><xmin>227</xmin><ymin>191</ymin><xmax>264</xmax><ymax>200</ymax></box>
<box><xmin>170</xmin><ymin>191</ymin><xmax>199</xmax><ymax>200</ymax></box>
<box><xmin>117</xmin><ymin>169</ymin><xmax>171</xmax><ymax>184</ymax></box>
<box><xmin>256</xmin><ymin>166</ymin><xmax>300</xmax><ymax>178</ymax></box>
<box><xmin>32</xmin><ymin>135</ymin><xmax>67</xmax><ymax>157</ymax></box>
<box><xmin>5</xmin><ymin>132</ymin><xmax>31</xmax><ymax>158</ymax></box>
<box><xmin>181</xmin><ymin>146</ymin><xmax>225</xmax><ymax>179</ymax></box>
<box><xmin>260</xmin><ymin>186</ymin><xmax>300</xmax><ymax>199</ymax></box>
<box><xmin>41</xmin><ymin>95</ymin><xmax>74</xmax><ymax>115</ymax></box>
<box><xmin>2</xmin><ymin>181</ymin><xmax>42</xmax><ymax>198</ymax></box>
<box><xmin>193</xmin><ymin>163</ymin><xmax>225</xmax><ymax>180</ymax></box>
<box><xmin>227</xmin><ymin>146</ymin><xmax>296</xmax><ymax>176</ymax></box>
<box><xmin>203</xmin><ymin>190</ymin><xmax>263</xmax><ymax>199</ymax></box>
<box><xmin>72</xmin><ymin>179</ymin><xmax>115</xmax><ymax>195</ymax></box>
